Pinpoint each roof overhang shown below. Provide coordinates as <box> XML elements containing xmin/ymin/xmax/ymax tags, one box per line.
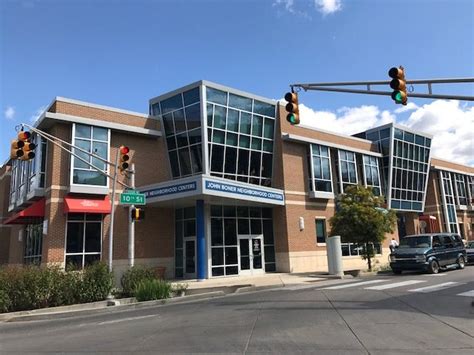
<box><xmin>4</xmin><ymin>198</ymin><xmax>45</xmax><ymax>225</ymax></box>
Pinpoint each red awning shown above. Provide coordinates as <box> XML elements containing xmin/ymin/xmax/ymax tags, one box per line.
<box><xmin>4</xmin><ymin>198</ymin><xmax>45</xmax><ymax>225</ymax></box>
<box><xmin>64</xmin><ymin>196</ymin><xmax>111</xmax><ymax>214</ymax></box>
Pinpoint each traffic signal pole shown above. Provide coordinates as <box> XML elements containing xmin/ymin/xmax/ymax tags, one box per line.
<box><xmin>108</xmin><ymin>148</ymin><xmax>120</xmax><ymax>273</ymax></box>
<box><xmin>289</xmin><ymin>77</ymin><xmax>474</xmax><ymax>101</ymax></box>
<box><xmin>128</xmin><ymin>163</ymin><xmax>135</xmax><ymax>268</ymax></box>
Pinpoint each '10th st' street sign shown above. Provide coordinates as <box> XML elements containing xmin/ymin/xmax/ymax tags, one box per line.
<box><xmin>120</xmin><ymin>190</ymin><xmax>146</xmax><ymax>205</ymax></box>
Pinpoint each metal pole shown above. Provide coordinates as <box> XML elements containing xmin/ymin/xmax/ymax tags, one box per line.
<box><xmin>292</xmin><ymin>77</ymin><xmax>474</xmax><ymax>87</ymax></box>
<box><xmin>108</xmin><ymin>149</ymin><xmax>120</xmax><ymax>273</ymax></box>
<box><xmin>128</xmin><ymin>163</ymin><xmax>135</xmax><ymax>268</ymax></box>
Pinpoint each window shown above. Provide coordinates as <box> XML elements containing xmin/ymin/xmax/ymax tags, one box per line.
<box><xmin>439</xmin><ymin>171</ymin><xmax>459</xmax><ymax>233</ymax></box>
<box><xmin>309</xmin><ymin>144</ymin><xmax>333</xmax><ymax>193</ymax></box>
<box><xmin>338</xmin><ymin>150</ymin><xmax>358</xmax><ymax>192</ymax></box>
<box><xmin>453</xmin><ymin>173</ymin><xmax>468</xmax><ymax>206</ymax></box>
<box><xmin>72</xmin><ymin>124</ymin><xmax>109</xmax><ymax>187</ymax></box>
<box><xmin>24</xmin><ymin>224</ymin><xmax>43</xmax><ymax>265</ymax></box>
<box><xmin>341</xmin><ymin>242</ymin><xmax>382</xmax><ymax>256</ymax></box>
<box><xmin>315</xmin><ymin>219</ymin><xmax>326</xmax><ymax>244</ymax></box>
<box><xmin>175</xmin><ymin>207</ymin><xmax>196</xmax><ymax>278</ymax></box>
<box><xmin>207</xmin><ymin>86</ymin><xmax>275</xmax><ymax>187</ymax></box>
<box><xmin>363</xmin><ymin>155</ymin><xmax>381</xmax><ymax>196</ymax></box>
<box><xmin>65</xmin><ymin>214</ymin><xmax>102</xmax><ymax>270</ymax></box>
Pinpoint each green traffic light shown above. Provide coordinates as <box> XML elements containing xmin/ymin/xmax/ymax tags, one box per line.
<box><xmin>391</xmin><ymin>91</ymin><xmax>404</xmax><ymax>103</ymax></box>
<box><xmin>287</xmin><ymin>113</ymin><xmax>299</xmax><ymax>124</ymax></box>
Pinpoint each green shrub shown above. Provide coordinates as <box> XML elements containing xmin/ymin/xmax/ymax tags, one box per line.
<box><xmin>0</xmin><ymin>262</ymin><xmax>113</xmax><ymax>313</ymax></box>
<box><xmin>121</xmin><ymin>266</ymin><xmax>156</xmax><ymax>297</ymax></box>
<box><xmin>135</xmin><ymin>279</ymin><xmax>172</xmax><ymax>302</ymax></box>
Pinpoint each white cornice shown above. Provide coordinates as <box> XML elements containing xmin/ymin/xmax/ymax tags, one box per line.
<box><xmin>55</xmin><ymin>97</ymin><xmax>148</xmax><ymax>118</ymax></box>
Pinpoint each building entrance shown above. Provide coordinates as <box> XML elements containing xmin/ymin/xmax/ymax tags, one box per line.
<box><xmin>238</xmin><ymin>235</ymin><xmax>264</xmax><ymax>275</ymax></box>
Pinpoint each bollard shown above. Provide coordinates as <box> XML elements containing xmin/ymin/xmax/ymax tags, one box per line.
<box><xmin>327</xmin><ymin>235</ymin><xmax>343</xmax><ymax>277</ymax></box>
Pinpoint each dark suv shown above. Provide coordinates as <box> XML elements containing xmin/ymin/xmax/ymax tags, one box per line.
<box><xmin>390</xmin><ymin>233</ymin><xmax>466</xmax><ymax>274</ymax></box>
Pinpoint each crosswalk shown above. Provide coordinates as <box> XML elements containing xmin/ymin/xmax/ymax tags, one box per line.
<box><xmin>319</xmin><ymin>278</ymin><xmax>473</xmax><ymax>297</ymax></box>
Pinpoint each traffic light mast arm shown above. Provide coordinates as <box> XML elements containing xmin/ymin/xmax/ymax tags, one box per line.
<box><xmin>21</xmin><ymin>123</ymin><xmax>131</xmax><ymax>189</ymax></box>
<box><xmin>290</xmin><ymin>77</ymin><xmax>474</xmax><ymax>101</ymax></box>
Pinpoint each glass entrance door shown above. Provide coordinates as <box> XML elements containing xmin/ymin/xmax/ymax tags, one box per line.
<box><xmin>184</xmin><ymin>239</ymin><xmax>196</xmax><ymax>278</ymax></box>
<box><xmin>238</xmin><ymin>235</ymin><xmax>265</xmax><ymax>275</ymax></box>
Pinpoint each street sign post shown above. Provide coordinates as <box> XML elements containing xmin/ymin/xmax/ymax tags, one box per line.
<box><xmin>120</xmin><ymin>190</ymin><xmax>146</xmax><ymax>205</ymax></box>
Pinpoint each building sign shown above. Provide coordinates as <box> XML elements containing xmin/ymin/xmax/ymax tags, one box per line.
<box><xmin>142</xmin><ymin>182</ymin><xmax>197</xmax><ymax>198</ymax></box>
<box><xmin>204</xmin><ymin>180</ymin><xmax>284</xmax><ymax>202</ymax></box>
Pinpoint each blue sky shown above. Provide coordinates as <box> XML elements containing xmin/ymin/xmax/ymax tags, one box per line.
<box><xmin>1</xmin><ymin>0</ymin><xmax>473</xmax><ymax>165</ymax></box>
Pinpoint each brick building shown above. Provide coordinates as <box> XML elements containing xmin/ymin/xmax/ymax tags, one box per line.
<box><xmin>1</xmin><ymin>81</ymin><xmax>473</xmax><ymax>279</ymax></box>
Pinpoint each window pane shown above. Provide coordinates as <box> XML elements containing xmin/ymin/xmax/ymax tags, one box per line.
<box><xmin>65</xmin><ymin>255</ymin><xmax>83</xmax><ymax>271</ymax></box>
<box><xmin>190</xmin><ymin>144</ymin><xmax>203</xmax><ymax>174</ymax></box>
<box><xmin>84</xmin><ymin>254</ymin><xmax>100</xmax><ymax>267</ymax></box>
<box><xmin>85</xmin><ymin>222</ymin><xmax>101</xmax><ymax>252</ymax></box>
<box><xmin>178</xmin><ymin>148</ymin><xmax>192</xmax><ymax>176</ymax></box>
<box><xmin>254</xmin><ymin>100</ymin><xmax>275</xmax><ymax>117</ymax></box>
<box><xmin>251</xmin><ymin>137</ymin><xmax>262</xmax><ymax>150</ymax></box>
<box><xmin>74</xmin><ymin>139</ymin><xmax>91</xmax><ymax>169</ymax></box>
<box><xmin>185</xmin><ymin>103</ymin><xmax>201</xmax><ymax>130</ymax></box>
<box><xmin>92</xmin><ymin>141</ymin><xmax>107</xmax><ymax>170</ymax></box>
<box><xmin>262</xmin><ymin>153</ymin><xmax>272</xmax><ymax>178</ymax></box>
<box><xmin>229</xmin><ymin>93</ymin><xmax>252</xmax><ymax>111</ymax></box>
<box><xmin>237</xmin><ymin>149</ymin><xmax>249</xmax><ymax>176</ymax></box>
<box><xmin>227</xmin><ymin>109</ymin><xmax>239</xmax><ymax>132</ymax></box>
<box><xmin>212</xmin><ymin>248</ymin><xmax>224</xmax><ymax>265</ymax></box>
<box><xmin>75</xmin><ymin>124</ymin><xmax>91</xmax><ymax>139</ymax></box>
<box><xmin>173</xmin><ymin>109</ymin><xmax>186</xmax><ymax>133</ymax></box>
<box><xmin>73</xmin><ymin>170</ymin><xmax>107</xmax><ymax>186</ymax></box>
<box><xmin>238</xmin><ymin>219</ymin><xmax>250</xmax><ymax>234</ymax></box>
<box><xmin>92</xmin><ymin>127</ymin><xmax>108</xmax><ymax>141</ymax></box>
<box><xmin>213</xmin><ymin>105</ymin><xmax>226</xmax><ymax>129</ymax></box>
<box><xmin>224</xmin><ymin>219</ymin><xmax>237</xmax><ymax>245</ymax></box>
<box><xmin>212</xmin><ymin>130</ymin><xmax>225</xmax><ymax>144</ymax></box>
<box><xmin>176</xmin><ymin>132</ymin><xmax>188</xmax><ymax>148</ymax></box>
<box><xmin>207</xmin><ymin>103</ymin><xmax>213</xmax><ymax>126</ymax></box>
<box><xmin>162</xmin><ymin>113</ymin><xmax>175</xmax><ymax>136</ymax></box>
<box><xmin>263</xmin><ymin>219</ymin><xmax>274</xmax><ymax>244</ymax></box>
<box><xmin>211</xmin><ymin>145</ymin><xmax>224</xmax><ymax>172</ymax></box>
<box><xmin>224</xmin><ymin>147</ymin><xmax>237</xmax><ymax>174</ymax></box>
<box><xmin>225</xmin><ymin>247</ymin><xmax>238</xmax><ymax>264</ymax></box>
<box><xmin>240</xmin><ymin>112</ymin><xmax>251</xmax><ymax>134</ymax></box>
<box><xmin>227</xmin><ymin>132</ymin><xmax>238</xmax><ymax>146</ymax></box>
<box><xmin>206</xmin><ymin>87</ymin><xmax>227</xmax><ymax>105</ymax></box>
<box><xmin>263</xmin><ymin>118</ymin><xmax>274</xmax><ymax>139</ymax></box>
<box><xmin>252</xmin><ymin>115</ymin><xmax>263</xmax><ymax>136</ymax></box>
<box><xmin>169</xmin><ymin>150</ymin><xmax>180</xmax><ymax>177</ymax></box>
<box><xmin>161</xmin><ymin>94</ymin><xmax>183</xmax><ymax>114</ymax></box>
<box><xmin>250</xmin><ymin>219</ymin><xmax>262</xmax><ymax>234</ymax></box>
<box><xmin>263</xmin><ymin>140</ymin><xmax>273</xmax><ymax>153</ymax></box>
<box><xmin>188</xmin><ymin>129</ymin><xmax>201</xmax><ymax>144</ymax></box>
<box><xmin>316</xmin><ymin>220</ymin><xmax>326</xmax><ymax>243</ymax></box>
<box><xmin>67</xmin><ymin>222</ymin><xmax>84</xmax><ymax>253</ymax></box>
<box><xmin>183</xmin><ymin>87</ymin><xmax>200</xmax><ymax>106</ymax></box>
<box><xmin>239</xmin><ymin>135</ymin><xmax>250</xmax><ymax>148</ymax></box>
<box><xmin>167</xmin><ymin>136</ymin><xmax>176</xmax><ymax>150</ymax></box>
<box><xmin>250</xmin><ymin>151</ymin><xmax>261</xmax><ymax>177</ymax></box>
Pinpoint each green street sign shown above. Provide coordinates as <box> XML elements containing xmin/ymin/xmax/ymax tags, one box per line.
<box><xmin>120</xmin><ymin>191</ymin><xmax>146</xmax><ymax>205</ymax></box>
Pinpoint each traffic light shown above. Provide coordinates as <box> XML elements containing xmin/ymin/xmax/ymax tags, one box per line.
<box><xmin>10</xmin><ymin>131</ymin><xmax>35</xmax><ymax>161</ymax></box>
<box><xmin>388</xmin><ymin>66</ymin><xmax>408</xmax><ymax>105</ymax></box>
<box><xmin>130</xmin><ymin>207</ymin><xmax>145</xmax><ymax>221</ymax></box>
<box><xmin>119</xmin><ymin>146</ymin><xmax>130</xmax><ymax>172</ymax></box>
<box><xmin>284</xmin><ymin>91</ymin><xmax>300</xmax><ymax>125</ymax></box>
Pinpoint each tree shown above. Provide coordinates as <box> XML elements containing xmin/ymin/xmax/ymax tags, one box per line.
<box><xmin>329</xmin><ymin>185</ymin><xmax>397</xmax><ymax>271</ymax></box>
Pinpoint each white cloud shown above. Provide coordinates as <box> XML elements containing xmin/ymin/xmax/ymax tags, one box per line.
<box><xmin>273</xmin><ymin>0</ymin><xmax>295</xmax><ymax>13</ymax></box>
<box><xmin>314</xmin><ymin>0</ymin><xmax>342</xmax><ymax>15</ymax></box>
<box><xmin>4</xmin><ymin>106</ymin><xmax>15</xmax><ymax>120</ymax></box>
<box><xmin>282</xmin><ymin>98</ymin><xmax>473</xmax><ymax>166</ymax></box>
<box><xmin>402</xmin><ymin>100</ymin><xmax>474</xmax><ymax>165</ymax></box>
<box><xmin>30</xmin><ymin>106</ymin><xmax>47</xmax><ymax>123</ymax></box>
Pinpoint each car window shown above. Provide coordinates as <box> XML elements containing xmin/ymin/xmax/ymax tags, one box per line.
<box><xmin>399</xmin><ymin>236</ymin><xmax>431</xmax><ymax>248</ymax></box>
<box><xmin>451</xmin><ymin>235</ymin><xmax>463</xmax><ymax>247</ymax></box>
<box><xmin>442</xmin><ymin>236</ymin><xmax>454</xmax><ymax>248</ymax></box>
<box><xmin>432</xmin><ymin>236</ymin><xmax>442</xmax><ymax>248</ymax></box>
<box><xmin>468</xmin><ymin>241</ymin><xmax>474</xmax><ymax>248</ymax></box>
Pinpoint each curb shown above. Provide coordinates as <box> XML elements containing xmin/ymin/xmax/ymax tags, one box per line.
<box><xmin>1</xmin><ymin>291</ymin><xmax>226</xmax><ymax>323</ymax></box>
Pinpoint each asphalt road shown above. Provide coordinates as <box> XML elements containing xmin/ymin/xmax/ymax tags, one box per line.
<box><xmin>1</xmin><ymin>267</ymin><xmax>473</xmax><ymax>354</ymax></box>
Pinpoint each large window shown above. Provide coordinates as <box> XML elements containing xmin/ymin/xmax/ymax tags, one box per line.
<box><xmin>338</xmin><ymin>150</ymin><xmax>358</xmax><ymax>192</ymax></box>
<box><xmin>207</xmin><ymin>87</ymin><xmax>276</xmax><ymax>187</ymax></box>
<box><xmin>363</xmin><ymin>155</ymin><xmax>381</xmax><ymax>196</ymax></box>
<box><xmin>315</xmin><ymin>219</ymin><xmax>327</xmax><ymax>244</ymax></box>
<box><xmin>390</xmin><ymin>128</ymin><xmax>431</xmax><ymax>211</ymax></box>
<box><xmin>309</xmin><ymin>144</ymin><xmax>333</xmax><ymax>193</ymax></box>
<box><xmin>24</xmin><ymin>223</ymin><xmax>43</xmax><ymax>265</ymax></box>
<box><xmin>65</xmin><ymin>214</ymin><xmax>102</xmax><ymax>270</ymax></box>
<box><xmin>341</xmin><ymin>242</ymin><xmax>382</xmax><ymax>257</ymax></box>
<box><xmin>210</xmin><ymin>205</ymin><xmax>275</xmax><ymax>276</ymax></box>
<box><xmin>72</xmin><ymin>124</ymin><xmax>109</xmax><ymax>186</ymax></box>
<box><xmin>453</xmin><ymin>173</ymin><xmax>468</xmax><ymax>206</ymax></box>
<box><xmin>152</xmin><ymin>87</ymin><xmax>202</xmax><ymax>178</ymax></box>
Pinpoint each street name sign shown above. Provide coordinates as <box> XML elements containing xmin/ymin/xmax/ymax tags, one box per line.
<box><xmin>120</xmin><ymin>190</ymin><xmax>146</xmax><ymax>205</ymax></box>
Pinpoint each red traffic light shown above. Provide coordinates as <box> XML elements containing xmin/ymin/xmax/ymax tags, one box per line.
<box><xmin>120</xmin><ymin>146</ymin><xmax>130</xmax><ymax>155</ymax></box>
<box><xmin>18</xmin><ymin>131</ymin><xmax>31</xmax><ymax>141</ymax></box>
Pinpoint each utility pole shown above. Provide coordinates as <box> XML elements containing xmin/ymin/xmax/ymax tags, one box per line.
<box><xmin>108</xmin><ymin>149</ymin><xmax>120</xmax><ymax>273</ymax></box>
<box><xmin>128</xmin><ymin>163</ymin><xmax>135</xmax><ymax>268</ymax></box>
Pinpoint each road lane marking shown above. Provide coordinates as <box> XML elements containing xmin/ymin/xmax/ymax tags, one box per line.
<box><xmin>408</xmin><ymin>282</ymin><xmax>462</xmax><ymax>293</ymax></box>
<box><xmin>97</xmin><ymin>314</ymin><xmax>157</xmax><ymax>325</ymax></box>
<box><xmin>364</xmin><ymin>280</ymin><xmax>426</xmax><ymax>290</ymax></box>
<box><xmin>425</xmin><ymin>274</ymin><xmax>447</xmax><ymax>276</ymax></box>
<box><xmin>322</xmin><ymin>280</ymin><xmax>388</xmax><ymax>290</ymax></box>
<box><xmin>457</xmin><ymin>290</ymin><xmax>474</xmax><ymax>297</ymax></box>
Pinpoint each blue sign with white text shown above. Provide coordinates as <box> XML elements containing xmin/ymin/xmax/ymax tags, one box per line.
<box><xmin>204</xmin><ymin>180</ymin><xmax>284</xmax><ymax>201</ymax></box>
<box><xmin>142</xmin><ymin>182</ymin><xmax>197</xmax><ymax>198</ymax></box>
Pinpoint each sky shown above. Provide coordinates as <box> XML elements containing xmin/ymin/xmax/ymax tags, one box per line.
<box><xmin>1</xmin><ymin>0</ymin><xmax>473</xmax><ymax>165</ymax></box>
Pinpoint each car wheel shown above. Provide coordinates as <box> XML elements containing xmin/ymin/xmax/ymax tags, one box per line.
<box><xmin>428</xmin><ymin>260</ymin><xmax>440</xmax><ymax>274</ymax></box>
<box><xmin>457</xmin><ymin>256</ymin><xmax>465</xmax><ymax>269</ymax></box>
<box><xmin>392</xmin><ymin>269</ymin><xmax>402</xmax><ymax>275</ymax></box>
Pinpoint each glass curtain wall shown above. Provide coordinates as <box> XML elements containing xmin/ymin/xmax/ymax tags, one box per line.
<box><xmin>206</xmin><ymin>87</ymin><xmax>276</xmax><ymax>186</ymax></box>
<box><xmin>439</xmin><ymin>171</ymin><xmax>459</xmax><ymax>233</ymax></box>
<box><xmin>365</xmin><ymin>127</ymin><xmax>391</xmax><ymax>196</ymax></box>
<box><xmin>390</xmin><ymin>128</ymin><xmax>431</xmax><ymax>211</ymax></box>
<box><xmin>210</xmin><ymin>205</ymin><xmax>275</xmax><ymax>276</ymax></box>
<box><xmin>152</xmin><ymin>87</ymin><xmax>202</xmax><ymax>178</ymax></box>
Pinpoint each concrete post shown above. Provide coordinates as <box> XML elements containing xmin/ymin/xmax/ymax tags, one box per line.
<box><xmin>327</xmin><ymin>235</ymin><xmax>343</xmax><ymax>277</ymax></box>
